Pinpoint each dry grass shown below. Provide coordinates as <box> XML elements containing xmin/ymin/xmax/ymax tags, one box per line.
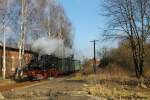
<box><xmin>73</xmin><ymin>63</ymin><xmax>132</xmax><ymax>81</ymax></box>
<box><xmin>70</xmin><ymin>64</ymin><xmax>150</xmax><ymax>99</ymax></box>
<box><xmin>86</xmin><ymin>84</ymin><xmax>149</xmax><ymax>99</ymax></box>
<box><xmin>71</xmin><ymin>72</ymin><xmax>86</xmax><ymax>81</ymax></box>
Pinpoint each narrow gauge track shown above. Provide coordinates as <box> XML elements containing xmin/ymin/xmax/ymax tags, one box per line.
<box><xmin>0</xmin><ymin>80</ymin><xmax>48</xmax><ymax>92</ymax></box>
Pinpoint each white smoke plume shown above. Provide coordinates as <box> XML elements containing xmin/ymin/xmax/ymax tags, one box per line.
<box><xmin>31</xmin><ymin>37</ymin><xmax>72</xmax><ymax>58</ymax></box>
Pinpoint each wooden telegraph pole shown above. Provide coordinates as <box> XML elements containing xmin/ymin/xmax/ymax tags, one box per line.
<box><xmin>90</xmin><ymin>40</ymin><xmax>98</xmax><ymax>74</ymax></box>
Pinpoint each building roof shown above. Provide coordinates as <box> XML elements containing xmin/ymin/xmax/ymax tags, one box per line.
<box><xmin>88</xmin><ymin>59</ymin><xmax>100</xmax><ymax>65</ymax></box>
<box><xmin>0</xmin><ymin>44</ymin><xmax>36</xmax><ymax>54</ymax></box>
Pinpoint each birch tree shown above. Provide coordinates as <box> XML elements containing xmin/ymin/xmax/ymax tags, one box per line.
<box><xmin>25</xmin><ymin>0</ymin><xmax>73</xmax><ymax>47</ymax></box>
<box><xmin>0</xmin><ymin>0</ymin><xmax>73</xmax><ymax>68</ymax></box>
<box><xmin>16</xmin><ymin>0</ymin><xmax>29</xmax><ymax>67</ymax></box>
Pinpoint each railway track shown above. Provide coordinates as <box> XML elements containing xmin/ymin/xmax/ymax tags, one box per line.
<box><xmin>0</xmin><ymin>80</ymin><xmax>48</xmax><ymax>92</ymax></box>
<box><xmin>1</xmin><ymin>76</ymin><xmax>97</xmax><ymax>100</ymax></box>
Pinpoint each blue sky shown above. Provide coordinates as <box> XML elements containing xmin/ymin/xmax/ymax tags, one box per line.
<box><xmin>58</xmin><ymin>0</ymin><xmax>117</xmax><ymax>58</ymax></box>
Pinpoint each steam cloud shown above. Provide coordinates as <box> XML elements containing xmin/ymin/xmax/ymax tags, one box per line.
<box><xmin>31</xmin><ymin>37</ymin><xmax>72</xmax><ymax>58</ymax></box>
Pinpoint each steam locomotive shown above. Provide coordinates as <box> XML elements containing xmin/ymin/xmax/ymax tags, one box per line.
<box><xmin>16</xmin><ymin>55</ymin><xmax>81</xmax><ymax>81</ymax></box>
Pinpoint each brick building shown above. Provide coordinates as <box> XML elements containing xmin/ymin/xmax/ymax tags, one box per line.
<box><xmin>0</xmin><ymin>45</ymin><xmax>35</xmax><ymax>77</ymax></box>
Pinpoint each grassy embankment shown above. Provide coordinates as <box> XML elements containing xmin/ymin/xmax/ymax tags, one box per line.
<box><xmin>70</xmin><ymin>63</ymin><xmax>150</xmax><ymax>99</ymax></box>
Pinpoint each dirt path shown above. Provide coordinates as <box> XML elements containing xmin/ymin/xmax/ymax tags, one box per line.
<box><xmin>1</xmin><ymin>77</ymin><xmax>101</xmax><ymax>100</ymax></box>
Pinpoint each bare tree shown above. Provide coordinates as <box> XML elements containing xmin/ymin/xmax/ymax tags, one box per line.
<box><xmin>0</xmin><ymin>0</ymin><xmax>73</xmax><ymax>51</ymax></box>
<box><xmin>102</xmin><ymin>0</ymin><xmax>150</xmax><ymax>78</ymax></box>
<box><xmin>26</xmin><ymin>0</ymin><xmax>73</xmax><ymax>47</ymax></box>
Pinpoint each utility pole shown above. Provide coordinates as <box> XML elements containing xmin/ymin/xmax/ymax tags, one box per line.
<box><xmin>90</xmin><ymin>40</ymin><xmax>98</xmax><ymax>74</ymax></box>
